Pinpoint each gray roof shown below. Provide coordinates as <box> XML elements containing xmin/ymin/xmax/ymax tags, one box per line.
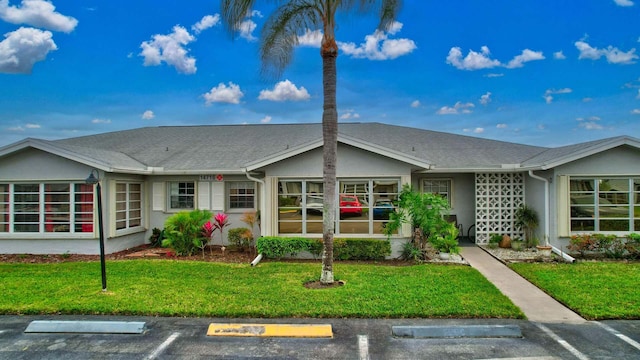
<box><xmin>2</xmin><ymin>122</ymin><xmax>638</xmax><ymax>173</ymax></box>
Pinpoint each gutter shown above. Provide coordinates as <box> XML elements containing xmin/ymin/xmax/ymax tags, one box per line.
<box><xmin>243</xmin><ymin>169</ymin><xmax>265</xmax><ymax>238</ymax></box>
<box><xmin>528</xmin><ymin>170</ymin><xmax>550</xmax><ymax>246</ymax></box>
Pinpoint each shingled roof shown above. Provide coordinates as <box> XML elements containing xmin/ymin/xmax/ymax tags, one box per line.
<box><xmin>1</xmin><ymin>122</ymin><xmax>637</xmax><ymax>174</ymax></box>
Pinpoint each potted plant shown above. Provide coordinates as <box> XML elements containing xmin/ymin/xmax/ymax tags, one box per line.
<box><xmin>431</xmin><ymin>223</ymin><xmax>460</xmax><ymax>260</ymax></box>
<box><xmin>515</xmin><ymin>204</ymin><xmax>551</xmax><ymax>255</ymax></box>
<box><xmin>488</xmin><ymin>233</ymin><xmax>501</xmax><ymax>249</ymax></box>
<box><xmin>510</xmin><ymin>236</ymin><xmax>524</xmax><ymax>251</ymax></box>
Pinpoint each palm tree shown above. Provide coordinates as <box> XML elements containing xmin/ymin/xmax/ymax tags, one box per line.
<box><xmin>221</xmin><ymin>0</ymin><xmax>402</xmax><ymax>284</ymax></box>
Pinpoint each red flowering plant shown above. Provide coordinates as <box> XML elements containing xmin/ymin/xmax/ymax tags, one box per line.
<box><xmin>213</xmin><ymin>212</ymin><xmax>230</xmax><ymax>252</ymax></box>
<box><xmin>200</xmin><ymin>220</ymin><xmax>215</xmax><ymax>257</ymax></box>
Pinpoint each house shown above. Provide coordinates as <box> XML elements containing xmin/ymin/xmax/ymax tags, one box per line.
<box><xmin>1</xmin><ymin>122</ymin><xmax>640</xmax><ymax>256</ymax></box>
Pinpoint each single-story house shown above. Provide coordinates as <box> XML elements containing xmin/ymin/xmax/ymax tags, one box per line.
<box><xmin>1</xmin><ymin>122</ymin><xmax>639</xmax><ymax>256</ymax></box>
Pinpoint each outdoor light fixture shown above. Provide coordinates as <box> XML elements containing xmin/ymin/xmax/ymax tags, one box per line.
<box><xmin>85</xmin><ymin>169</ymin><xmax>107</xmax><ymax>292</ymax></box>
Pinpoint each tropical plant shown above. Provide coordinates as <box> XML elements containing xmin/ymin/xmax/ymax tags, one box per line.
<box><xmin>384</xmin><ymin>184</ymin><xmax>451</xmax><ymax>250</ymax></box>
<box><xmin>201</xmin><ymin>221</ymin><xmax>215</xmax><ymax>257</ymax></box>
<box><xmin>163</xmin><ymin>210</ymin><xmax>213</xmax><ymax>256</ymax></box>
<box><xmin>430</xmin><ymin>222</ymin><xmax>460</xmax><ymax>255</ymax></box>
<box><xmin>221</xmin><ymin>0</ymin><xmax>402</xmax><ymax>285</ymax></box>
<box><xmin>213</xmin><ymin>212</ymin><xmax>230</xmax><ymax>252</ymax></box>
<box><xmin>228</xmin><ymin>227</ymin><xmax>253</xmax><ymax>251</ymax></box>
<box><xmin>240</xmin><ymin>210</ymin><xmax>259</xmax><ymax>254</ymax></box>
<box><xmin>149</xmin><ymin>227</ymin><xmax>165</xmax><ymax>247</ymax></box>
<box><xmin>514</xmin><ymin>205</ymin><xmax>539</xmax><ymax>248</ymax></box>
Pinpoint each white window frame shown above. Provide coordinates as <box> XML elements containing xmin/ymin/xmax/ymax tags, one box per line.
<box><xmin>227</xmin><ymin>181</ymin><xmax>256</xmax><ymax>211</ymax></box>
<box><xmin>115</xmin><ymin>182</ymin><xmax>143</xmax><ymax>233</ymax></box>
<box><xmin>569</xmin><ymin>177</ymin><xmax>638</xmax><ymax>233</ymax></box>
<box><xmin>421</xmin><ymin>178</ymin><xmax>453</xmax><ymax>208</ymax></box>
<box><xmin>0</xmin><ymin>182</ymin><xmax>94</xmax><ymax>237</ymax></box>
<box><xmin>168</xmin><ymin>181</ymin><xmax>195</xmax><ymax>210</ymax></box>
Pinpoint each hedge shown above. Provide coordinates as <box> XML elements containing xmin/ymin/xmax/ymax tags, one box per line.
<box><xmin>257</xmin><ymin>237</ymin><xmax>391</xmax><ymax>261</ymax></box>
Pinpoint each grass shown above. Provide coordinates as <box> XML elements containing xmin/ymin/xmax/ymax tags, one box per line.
<box><xmin>510</xmin><ymin>262</ymin><xmax>640</xmax><ymax>320</ymax></box>
<box><xmin>0</xmin><ymin>260</ymin><xmax>523</xmax><ymax>319</ymax></box>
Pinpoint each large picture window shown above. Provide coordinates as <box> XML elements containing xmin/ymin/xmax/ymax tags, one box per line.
<box><xmin>277</xmin><ymin>178</ymin><xmax>399</xmax><ymax>235</ymax></box>
<box><xmin>0</xmin><ymin>183</ymin><xmax>94</xmax><ymax>234</ymax></box>
<box><xmin>115</xmin><ymin>182</ymin><xmax>142</xmax><ymax>231</ymax></box>
<box><xmin>570</xmin><ymin>178</ymin><xmax>640</xmax><ymax>232</ymax></box>
<box><xmin>169</xmin><ymin>182</ymin><xmax>195</xmax><ymax>210</ymax></box>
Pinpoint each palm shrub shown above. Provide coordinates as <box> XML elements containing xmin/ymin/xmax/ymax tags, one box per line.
<box><xmin>162</xmin><ymin>210</ymin><xmax>213</xmax><ymax>256</ymax></box>
<box><xmin>228</xmin><ymin>227</ymin><xmax>253</xmax><ymax>251</ymax></box>
<box><xmin>514</xmin><ymin>205</ymin><xmax>539</xmax><ymax>248</ymax></box>
<box><xmin>384</xmin><ymin>184</ymin><xmax>451</xmax><ymax>253</ymax></box>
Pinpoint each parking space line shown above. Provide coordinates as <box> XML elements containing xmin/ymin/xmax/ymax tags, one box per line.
<box><xmin>534</xmin><ymin>323</ymin><xmax>589</xmax><ymax>360</ymax></box>
<box><xmin>595</xmin><ymin>322</ymin><xmax>640</xmax><ymax>351</ymax></box>
<box><xmin>145</xmin><ymin>332</ymin><xmax>180</xmax><ymax>360</ymax></box>
<box><xmin>358</xmin><ymin>335</ymin><xmax>369</xmax><ymax>360</ymax></box>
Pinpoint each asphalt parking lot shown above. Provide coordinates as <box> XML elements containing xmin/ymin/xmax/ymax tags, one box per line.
<box><xmin>1</xmin><ymin>316</ymin><xmax>639</xmax><ymax>359</ymax></box>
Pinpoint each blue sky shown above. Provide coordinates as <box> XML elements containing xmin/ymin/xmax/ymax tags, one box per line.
<box><xmin>1</xmin><ymin>0</ymin><xmax>639</xmax><ymax>148</ymax></box>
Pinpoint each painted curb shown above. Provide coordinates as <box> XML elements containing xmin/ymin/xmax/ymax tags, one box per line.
<box><xmin>207</xmin><ymin>323</ymin><xmax>333</xmax><ymax>338</ymax></box>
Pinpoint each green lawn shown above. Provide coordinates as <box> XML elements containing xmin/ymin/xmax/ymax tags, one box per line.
<box><xmin>0</xmin><ymin>260</ymin><xmax>523</xmax><ymax>319</ymax></box>
<box><xmin>511</xmin><ymin>262</ymin><xmax>640</xmax><ymax>320</ymax></box>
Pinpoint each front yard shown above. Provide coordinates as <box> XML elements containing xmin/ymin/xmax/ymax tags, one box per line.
<box><xmin>0</xmin><ymin>260</ymin><xmax>523</xmax><ymax>319</ymax></box>
<box><xmin>510</xmin><ymin>262</ymin><xmax>640</xmax><ymax>320</ymax></box>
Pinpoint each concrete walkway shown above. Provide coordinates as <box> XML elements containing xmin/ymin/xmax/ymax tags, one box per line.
<box><xmin>460</xmin><ymin>245</ymin><xmax>586</xmax><ymax>324</ymax></box>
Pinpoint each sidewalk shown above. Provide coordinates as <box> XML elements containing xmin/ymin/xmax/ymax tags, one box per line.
<box><xmin>460</xmin><ymin>245</ymin><xmax>586</xmax><ymax>324</ymax></box>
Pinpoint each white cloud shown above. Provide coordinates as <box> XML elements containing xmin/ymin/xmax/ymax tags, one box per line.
<box><xmin>583</xmin><ymin>97</ymin><xmax>593</xmax><ymax>102</ymax></box>
<box><xmin>631</xmin><ymin>109</ymin><xmax>640</xmax><ymax>114</ymax></box>
<box><xmin>192</xmin><ymin>14</ymin><xmax>220</xmax><ymax>34</ymax></box>
<box><xmin>297</xmin><ymin>29</ymin><xmax>322</xmax><ymax>47</ymax></box>
<box><xmin>575</xmin><ymin>40</ymin><xmax>638</xmax><ymax>64</ymax></box>
<box><xmin>203</xmin><ymin>82</ymin><xmax>244</xmax><ymax>105</ymax></box>
<box><xmin>463</xmin><ymin>127</ymin><xmax>484</xmax><ymax>133</ymax></box>
<box><xmin>7</xmin><ymin>126</ymin><xmax>24</xmax><ymax>131</ymax></box>
<box><xmin>447</xmin><ymin>46</ymin><xmax>544</xmax><ymax>70</ymax></box>
<box><xmin>537</xmin><ymin>124</ymin><xmax>546</xmax><ymax>130</ymax></box>
<box><xmin>237</xmin><ymin>19</ymin><xmax>257</xmax><ymax>41</ymax></box>
<box><xmin>0</xmin><ymin>27</ymin><xmax>56</xmax><ymax>74</ymax></box>
<box><xmin>614</xmin><ymin>0</ymin><xmax>634</xmax><ymax>6</ymax></box>
<box><xmin>437</xmin><ymin>101</ymin><xmax>475</xmax><ymax>115</ymax></box>
<box><xmin>411</xmin><ymin>100</ymin><xmax>421</xmax><ymax>108</ymax></box>
<box><xmin>0</xmin><ymin>0</ymin><xmax>78</xmax><ymax>33</ymax></box>
<box><xmin>92</xmin><ymin>118</ymin><xmax>111</xmax><ymax>124</ymax></box>
<box><xmin>338</xmin><ymin>21</ymin><xmax>416</xmax><ymax>60</ymax></box>
<box><xmin>543</xmin><ymin>88</ymin><xmax>572</xmax><ymax>104</ymax></box>
<box><xmin>25</xmin><ymin>123</ymin><xmax>40</xmax><ymax>128</ymax></box>
<box><xmin>553</xmin><ymin>51</ymin><xmax>566</xmax><ymax>60</ymax></box>
<box><xmin>141</xmin><ymin>110</ymin><xmax>155</xmax><ymax>120</ymax></box>
<box><xmin>258</xmin><ymin>80</ymin><xmax>310</xmax><ymax>101</ymax></box>
<box><xmin>340</xmin><ymin>109</ymin><xmax>360</xmax><ymax>120</ymax></box>
<box><xmin>484</xmin><ymin>73</ymin><xmax>504</xmax><ymax>78</ymax></box>
<box><xmin>496</xmin><ymin>123</ymin><xmax>508</xmax><ymax>129</ymax></box>
<box><xmin>446</xmin><ymin>46</ymin><xmax>500</xmax><ymax>70</ymax></box>
<box><xmin>479</xmin><ymin>92</ymin><xmax>492</xmax><ymax>105</ymax></box>
<box><xmin>260</xmin><ymin>115</ymin><xmax>272</xmax><ymax>123</ymax></box>
<box><xmin>505</xmin><ymin>49</ymin><xmax>545</xmax><ymax>68</ymax></box>
<box><xmin>587</xmin><ymin>116</ymin><xmax>601</xmax><ymax>121</ymax></box>
<box><xmin>139</xmin><ymin>25</ymin><xmax>196</xmax><ymax>74</ymax></box>
<box><xmin>578</xmin><ymin>121</ymin><xmax>604</xmax><ymax>130</ymax></box>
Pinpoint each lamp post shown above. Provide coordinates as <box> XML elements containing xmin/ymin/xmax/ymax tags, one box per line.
<box><xmin>86</xmin><ymin>169</ymin><xmax>107</xmax><ymax>292</ymax></box>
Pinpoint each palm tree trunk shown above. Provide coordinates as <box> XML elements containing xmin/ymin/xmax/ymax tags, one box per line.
<box><xmin>320</xmin><ymin>41</ymin><xmax>338</xmax><ymax>285</ymax></box>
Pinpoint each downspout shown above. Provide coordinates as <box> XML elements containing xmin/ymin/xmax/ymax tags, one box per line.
<box><xmin>244</xmin><ymin>169</ymin><xmax>265</xmax><ymax>266</ymax></box>
<box><xmin>527</xmin><ymin>170</ymin><xmax>549</xmax><ymax>246</ymax></box>
<box><xmin>528</xmin><ymin>170</ymin><xmax>575</xmax><ymax>263</ymax></box>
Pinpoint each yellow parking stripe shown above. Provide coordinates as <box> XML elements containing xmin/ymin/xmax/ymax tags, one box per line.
<box><xmin>207</xmin><ymin>323</ymin><xmax>333</xmax><ymax>338</ymax></box>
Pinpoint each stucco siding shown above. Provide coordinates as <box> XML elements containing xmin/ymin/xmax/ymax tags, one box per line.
<box><xmin>0</xmin><ymin>148</ymin><xmax>95</xmax><ymax>181</ymax></box>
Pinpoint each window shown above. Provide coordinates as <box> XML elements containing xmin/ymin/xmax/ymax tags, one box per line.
<box><xmin>228</xmin><ymin>182</ymin><xmax>255</xmax><ymax>209</ymax></box>
<box><xmin>169</xmin><ymin>182</ymin><xmax>194</xmax><ymax>210</ymax></box>
<box><xmin>570</xmin><ymin>178</ymin><xmax>639</xmax><ymax>232</ymax></box>
<box><xmin>0</xmin><ymin>183</ymin><xmax>94</xmax><ymax>234</ymax></box>
<box><xmin>422</xmin><ymin>179</ymin><xmax>452</xmax><ymax>206</ymax></box>
<box><xmin>277</xmin><ymin>178</ymin><xmax>399</xmax><ymax>235</ymax></box>
<box><xmin>115</xmin><ymin>182</ymin><xmax>142</xmax><ymax>231</ymax></box>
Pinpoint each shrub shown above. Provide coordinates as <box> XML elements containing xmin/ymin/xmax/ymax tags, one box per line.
<box><xmin>162</xmin><ymin>210</ymin><xmax>212</xmax><ymax>256</ymax></box>
<box><xmin>568</xmin><ymin>233</ymin><xmax>629</xmax><ymax>259</ymax></box>
<box><xmin>228</xmin><ymin>227</ymin><xmax>253</xmax><ymax>251</ymax></box>
<box><xmin>626</xmin><ymin>233</ymin><xmax>640</xmax><ymax>259</ymax></box>
<box><xmin>568</xmin><ymin>234</ymin><xmax>599</xmax><ymax>257</ymax></box>
<box><xmin>399</xmin><ymin>241</ymin><xmax>423</xmax><ymax>262</ymax></box>
<box><xmin>333</xmin><ymin>238</ymin><xmax>391</xmax><ymax>260</ymax></box>
<box><xmin>256</xmin><ymin>236</ymin><xmax>311</xmax><ymax>259</ymax></box>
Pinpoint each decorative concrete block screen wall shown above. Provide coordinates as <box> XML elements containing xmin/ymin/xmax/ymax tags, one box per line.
<box><xmin>475</xmin><ymin>173</ymin><xmax>525</xmax><ymax>244</ymax></box>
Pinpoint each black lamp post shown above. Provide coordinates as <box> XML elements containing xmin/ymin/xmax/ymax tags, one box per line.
<box><xmin>86</xmin><ymin>169</ymin><xmax>107</xmax><ymax>292</ymax></box>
